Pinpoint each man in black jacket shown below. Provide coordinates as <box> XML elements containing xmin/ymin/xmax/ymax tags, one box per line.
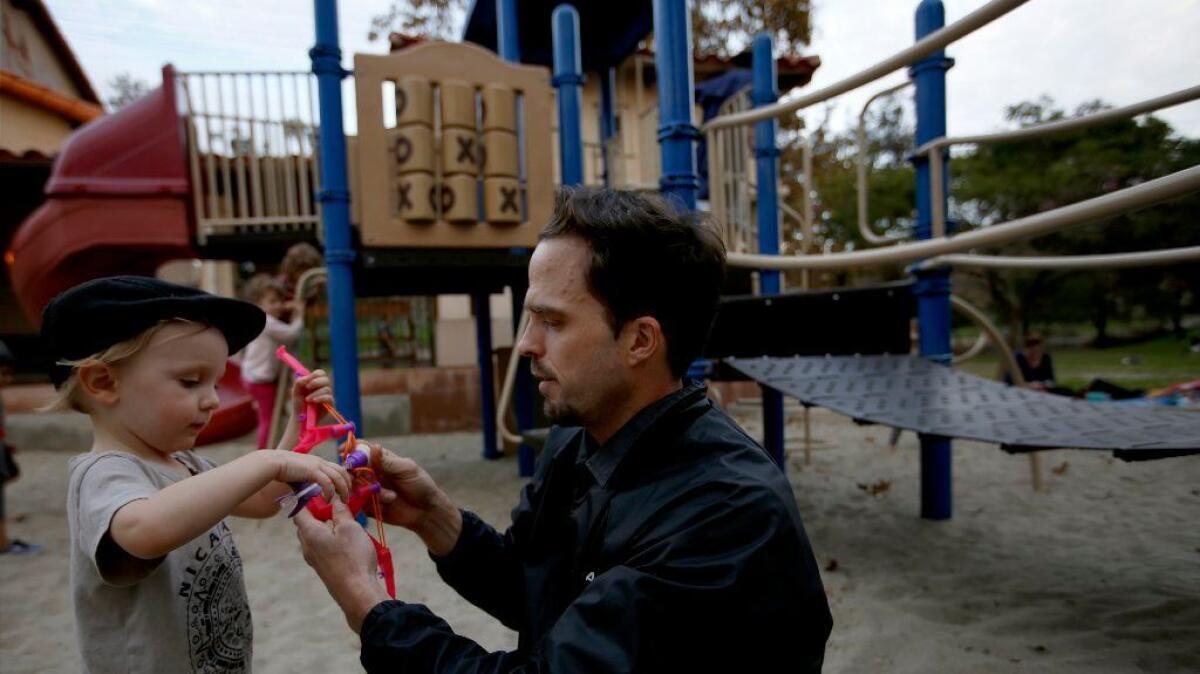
<box><xmin>294</xmin><ymin>187</ymin><xmax>833</xmax><ymax>672</ymax></box>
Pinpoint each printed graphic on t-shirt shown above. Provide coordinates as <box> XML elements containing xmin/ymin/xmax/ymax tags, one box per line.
<box><xmin>179</xmin><ymin>521</ymin><xmax>252</xmax><ymax>673</ymax></box>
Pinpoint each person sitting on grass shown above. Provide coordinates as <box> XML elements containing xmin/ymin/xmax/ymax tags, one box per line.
<box><xmin>43</xmin><ymin>276</ymin><xmax>351</xmax><ymax>673</ymax></box>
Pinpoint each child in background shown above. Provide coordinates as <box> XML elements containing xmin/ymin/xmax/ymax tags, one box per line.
<box><xmin>43</xmin><ymin>276</ymin><xmax>350</xmax><ymax>673</ymax></box>
<box><xmin>0</xmin><ymin>339</ymin><xmax>40</xmax><ymax>555</ymax></box>
<box><xmin>278</xmin><ymin>242</ymin><xmax>324</xmax><ymax>305</ymax></box>
<box><xmin>241</xmin><ymin>273</ymin><xmax>305</xmax><ymax>448</ymax></box>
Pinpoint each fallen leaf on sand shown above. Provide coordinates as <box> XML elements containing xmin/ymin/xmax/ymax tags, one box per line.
<box><xmin>1052</xmin><ymin>461</ymin><xmax>1069</xmax><ymax>476</ymax></box>
<box><xmin>856</xmin><ymin>479</ymin><xmax>892</xmax><ymax>496</ymax></box>
<box><xmin>825</xmin><ymin>559</ymin><xmax>839</xmax><ymax>572</ymax></box>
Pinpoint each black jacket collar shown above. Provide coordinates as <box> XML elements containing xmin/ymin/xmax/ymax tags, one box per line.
<box><xmin>574</xmin><ymin>380</ymin><xmax>709</xmax><ymax>489</ymax></box>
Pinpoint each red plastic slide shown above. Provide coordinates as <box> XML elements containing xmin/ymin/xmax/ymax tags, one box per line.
<box><xmin>7</xmin><ymin>65</ymin><xmax>194</xmax><ymax>318</ymax></box>
<box><xmin>8</xmin><ymin>65</ymin><xmax>257</xmax><ymax>444</ymax></box>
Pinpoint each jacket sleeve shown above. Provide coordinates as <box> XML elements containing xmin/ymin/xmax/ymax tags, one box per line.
<box><xmin>428</xmin><ymin>509</ymin><xmax>528</xmax><ymax>631</ymax></box>
<box><xmin>360</xmin><ymin>481</ymin><xmax>824</xmax><ymax>673</ymax></box>
<box><xmin>429</xmin><ymin>434</ymin><xmax>565</xmax><ymax>632</ymax></box>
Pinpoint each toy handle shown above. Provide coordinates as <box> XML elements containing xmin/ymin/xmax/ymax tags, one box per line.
<box><xmin>276</xmin><ymin>345</ymin><xmax>311</xmax><ymax>377</ymax></box>
<box><xmin>372</xmin><ymin>537</ymin><xmax>396</xmax><ymax>599</ymax></box>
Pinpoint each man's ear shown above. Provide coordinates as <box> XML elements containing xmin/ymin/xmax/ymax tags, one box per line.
<box><xmin>77</xmin><ymin>363</ymin><xmax>120</xmax><ymax>406</ymax></box>
<box><xmin>622</xmin><ymin>316</ymin><xmax>664</xmax><ymax>369</ymax></box>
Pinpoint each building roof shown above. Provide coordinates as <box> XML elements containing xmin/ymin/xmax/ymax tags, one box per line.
<box><xmin>460</xmin><ymin>0</ymin><xmax>653</xmax><ymax>72</ymax></box>
<box><xmin>0</xmin><ymin>69</ymin><xmax>103</xmax><ymax>124</ymax></box>
<box><xmin>389</xmin><ymin>32</ymin><xmax>820</xmax><ymax>91</ymax></box>
<box><xmin>9</xmin><ymin>0</ymin><xmax>100</xmax><ymax>105</ymax></box>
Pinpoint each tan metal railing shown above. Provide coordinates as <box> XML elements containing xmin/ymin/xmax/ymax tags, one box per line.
<box><xmin>708</xmin><ymin>87</ymin><xmax>756</xmax><ymax>253</ymax></box>
<box><xmin>918</xmin><ymin>84</ymin><xmax>1200</xmax><ymax>236</ymax></box>
<box><xmin>923</xmin><ymin>245</ymin><xmax>1200</xmax><ymax>271</ymax></box>
<box><xmin>726</xmin><ymin>165</ymin><xmax>1200</xmax><ymax>270</ymax></box>
<box><xmin>704</xmin><ymin>0</ymin><xmax>1030</xmax><ymax>250</ymax></box>
<box><xmin>704</xmin><ymin>0</ymin><xmax>1030</xmax><ymax>133</ymax></box>
<box><xmin>857</xmin><ymin>81</ymin><xmax>913</xmax><ymax>245</ymax></box>
<box><xmin>177</xmin><ymin>71</ymin><xmax>323</xmax><ymax>243</ymax></box>
<box><xmin>950</xmin><ymin>294</ymin><xmax>1042</xmax><ymax>491</ymax></box>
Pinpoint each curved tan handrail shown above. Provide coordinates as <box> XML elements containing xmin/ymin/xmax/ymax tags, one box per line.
<box><xmin>952</xmin><ymin>331</ymin><xmax>989</xmax><ymax>364</ymax></box>
<box><xmin>949</xmin><ymin>294</ymin><xmax>1041</xmax><ymax>491</ymax></box>
<box><xmin>267</xmin><ymin>266</ymin><xmax>328</xmax><ymax>448</ymax></box>
<box><xmin>704</xmin><ymin>0</ymin><xmax>1030</xmax><ymax>132</ymax></box>
<box><xmin>727</xmin><ymin>165</ymin><xmax>1200</xmax><ymax>270</ymax></box>
<box><xmin>921</xmin><ymin>85</ymin><xmax>1200</xmax><ymax>235</ymax></box>
<box><xmin>857</xmin><ymin>81</ymin><xmax>914</xmax><ymax>245</ymax></box>
<box><xmin>922</xmin><ymin>245</ymin><xmax>1200</xmax><ymax>270</ymax></box>
<box><xmin>496</xmin><ymin>311</ymin><xmax>530</xmax><ymax>447</ymax></box>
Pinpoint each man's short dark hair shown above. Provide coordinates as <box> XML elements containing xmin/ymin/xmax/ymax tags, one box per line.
<box><xmin>539</xmin><ymin>187</ymin><xmax>726</xmax><ymax>378</ymax></box>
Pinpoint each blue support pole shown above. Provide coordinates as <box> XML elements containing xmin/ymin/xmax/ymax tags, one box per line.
<box><xmin>598</xmin><ymin>67</ymin><xmax>618</xmax><ymax>187</ymax></box>
<box><xmin>311</xmin><ymin>0</ymin><xmax>362</xmax><ymax>433</ymax></box>
<box><xmin>497</xmin><ymin>1</ymin><xmax>535</xmax><ymax>476</ymax></box>
<box><xmin>495</xmin><ymin>0</ymin><xmax>520</xmax><ymax>62</ymax></box>
<box><xmin>651</xmin><ymin>0</ymin><xmax>699</xmax><ymax>210</ymax></box>
<box><xmin>751</xmin><ymin>34</ymin><xmax>785</xmax><ymax>469</ymax></box>
<box><xmin>474</xmin><ymin>294</ymin><xmax>500</xmax><ymax>459</ymax></box>
<box><xmin>552</xmin><ymin>5</ymin><xmax>584</xmax><ymax>187</ymax></box>
<box><xmin>511</xmin><ymin>285</ymin><xmax>536</xmax><ymax>476</ymax></box>
<box><xmin>911</xmin><ymin>0</ymin><xmax>955</xmax><ymax>520</ymax></box>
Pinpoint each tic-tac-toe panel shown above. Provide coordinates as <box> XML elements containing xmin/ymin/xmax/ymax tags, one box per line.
<box><xmin>354</xmin><ymin>42</ymin><xmax>554</xmax><ymax>248</ymax></box>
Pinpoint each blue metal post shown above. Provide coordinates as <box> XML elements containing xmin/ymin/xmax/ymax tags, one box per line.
<box><xmin>911</xmin><ymin>0</ymin><xmax>955</xmax><ymax>520</ymax></box>
<box><xmin>311</xmin><ymin>0</ymin><xmax>362</xmax><ymax>432</ymax></box>
<box><xmin>511</xmin><ymin>285</ymin><xmax>536</xmax><ymax>476</ymax></box>
<box><xmin>497</xmin><ymin>1</ymin><xmax>535</xmax><ymax>475</ymax></box>
<box><xmin>474</xmin><ymin>294</ymin><xmax>500</xmax><ymax>459</ymax></box>
<box><xmin>751</xmin><ymin>34</ymin><xmax>785</xmax><ymax>469</ymax></box>
<box><xmin>496</xmin><ymin>0</ymin><xmax>520</xmax><ymax>61</ymax></box>
<box><xmin>552</xmin><ymin>5</ymin><xmax>584</xmax><ymax>187</ymax></box>
<box><xmin>652</xmin><ymin>0</ymin><xmax>699</xmax><ymax>210</ymax></box>
<box><xmin>598</xmin><ymin>67</ymin><xmax>617</xmax><ymax>187</ymax></box>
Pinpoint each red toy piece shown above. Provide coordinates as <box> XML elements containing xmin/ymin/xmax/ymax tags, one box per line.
<box><xmin>304</xmin><ymin>482</ymin><xmax>380</xmax><ymax>520</ymax></box>
<box><xmin>275</xmin><ymin>346</ymin><xmax>396</xmax><ymax>598</ymax></box>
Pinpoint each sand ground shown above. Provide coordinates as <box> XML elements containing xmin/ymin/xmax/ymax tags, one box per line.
<box><xmin>1</xmin><ymin>406</ymin><xmax>1198</xmax><ymax>673</ymax></box>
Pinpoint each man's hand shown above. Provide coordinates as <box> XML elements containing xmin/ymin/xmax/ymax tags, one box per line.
<box><xmin>294</xmin><ymin>500</ymin><xmax>390</xmax><ymax>633</ymax></box>
<box><xmin>369</xmin><ymin>444</ymin><xmax>462</xmax><ymax>557</ymax></box>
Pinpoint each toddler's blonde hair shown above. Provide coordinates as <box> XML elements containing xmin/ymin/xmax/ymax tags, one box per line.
<box><xmin>42</xmin><ymin>320</ymin><xmax>196</xmax><ymax>413</ymax></box>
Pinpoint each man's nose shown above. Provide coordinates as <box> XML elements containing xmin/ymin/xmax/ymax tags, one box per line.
<box><xmin>516</xmin><ymin>318</ymin><xmax>540</xmax><ymax>358</ymax></box>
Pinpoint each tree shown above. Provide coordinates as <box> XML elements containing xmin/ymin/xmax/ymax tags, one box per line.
<box><xmin>691</xmin><ymin>0</ymin><xmax>811</xmax><ymax>57</ymax></box>
<box><xmin>368</xmin><ymin>0</ymin><xmax>465</xmax><ymax>42</ymax></box>
<box><xmin>368</xmin><ymin>0</ymin><xmax>812</xmax><ymax>56</ymax></box>
<box><xmin>774</xmin><ymin>93</ymin><xmax>916</xmax><ymax>288</ymax></box>
<box><xmin>951</xmin><ymin>97</ymin><xmax>1200</xmax><ymax>343</ymax></box>
<box><xmin>106</xmin><ymin>73</ymin><xmax>150</xmax><ymax>111</ymax></box>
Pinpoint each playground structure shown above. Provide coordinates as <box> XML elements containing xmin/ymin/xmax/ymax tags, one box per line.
<box><xmin>7</xmin><ymin>0</ymin><xmax>1200</xmax><ymax>521</ymax></box>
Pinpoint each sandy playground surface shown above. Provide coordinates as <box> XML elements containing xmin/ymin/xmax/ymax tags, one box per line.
<box><xmin>1</xmin><ymin>404</ymin><xmax>1198</xmax><ymax>673</ymax></box>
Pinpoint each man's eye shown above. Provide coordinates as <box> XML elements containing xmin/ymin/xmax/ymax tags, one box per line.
<box><xmin>179</xmin><ymin>379</ymin><xmax>200</xmax><ymax>388</ymax></box>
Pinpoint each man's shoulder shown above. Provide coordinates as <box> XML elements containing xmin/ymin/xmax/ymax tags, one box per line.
<box><xmin>678</xmin><ymin>403</ymin><xmax>780</xmax><ymax>476</ymax></box>
<box><xmin>630</xmin><ymin>405</ymin><xmax>792</xmax><ymax>510</ymax></box>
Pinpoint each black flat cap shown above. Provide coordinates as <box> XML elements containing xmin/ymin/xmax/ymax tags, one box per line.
<box><xmin>41</xmin><ymin>276</ymin><xmax>265</xmax><ymax>387</ymax></box>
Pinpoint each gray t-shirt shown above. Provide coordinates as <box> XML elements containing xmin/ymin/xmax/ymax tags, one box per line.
<box><xmin>68</xmin><ymin>450</ymin><xmax>253</xmax><ymax>673</ymax></box>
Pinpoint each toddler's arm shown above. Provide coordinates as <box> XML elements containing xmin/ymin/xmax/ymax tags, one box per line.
<box><xmin>108</xmin><ymin>448</ymin><xmax>350</xmax><ymax>559</ymax></box>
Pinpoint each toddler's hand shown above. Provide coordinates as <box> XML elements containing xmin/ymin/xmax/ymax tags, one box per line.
<box><xmin>270</xmin><ymin>451</ymin><xmax>351</xmax><ymax>503</ymax></box>
<box><xmin>292</xmin><ymin>369</ymin><xmax>333</xmax><ymax>420</ymax></box>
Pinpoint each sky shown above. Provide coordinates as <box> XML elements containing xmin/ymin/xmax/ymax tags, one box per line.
<box><xmin>41</xmin><ymin>0</ymin><xmax>1200</xmax><ymax>139</ymax></box>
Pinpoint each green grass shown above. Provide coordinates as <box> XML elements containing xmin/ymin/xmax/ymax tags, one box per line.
<box><xmin>956</xmin><ymin>335</ymin><xmax>1200</xmax><ymax>391</ymax></box>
